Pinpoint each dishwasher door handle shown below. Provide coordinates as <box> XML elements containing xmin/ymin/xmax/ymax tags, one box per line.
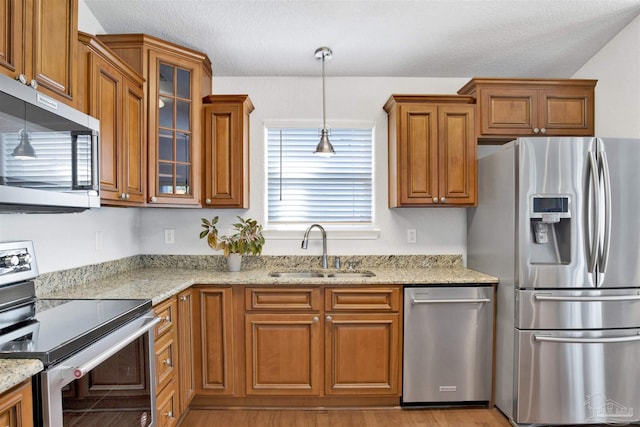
<box><xmin>410</xmin><ymin>298</ymin><xmax>491</xmax><ymax>304</ymax></box>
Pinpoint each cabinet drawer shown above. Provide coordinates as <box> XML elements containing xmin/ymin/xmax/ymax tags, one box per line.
<box><xmin>0</xmin><ymin>379</ymin><xmax>32</xmax><ymax>427</ymax></box>
<box><xmin>155</xmin><ymin>331</ymin><xmax>177</xmax><ymax>392</ymax></box>
<box><xmin>154</xmin><ymin>298</ymin><xmax>177</xmax><ymax>339</ymax></box>
<box><xmin>246</xmin><ymin>287</ymin><xmax>321</xmax><ymax>311</ymax></box>
<box><xmin>326</xmin><ymin>288</ymin><xmax>401</xmax><ymax>312</ymax></box>
<box><xmin>156</xmin><ymin>378</ymin><xmax>178</xmax><ymax>427</ymax></box>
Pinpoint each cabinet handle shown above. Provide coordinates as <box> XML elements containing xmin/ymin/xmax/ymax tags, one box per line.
<box><xmin>165</xmin><ymin>411</ymin><xmax>174</xmax><ymax>418</ymax></box>
<box><xmin>205</xmin><ymin>198</ymin><xmax>212</xmax><ymax>205</ymax></box>
<box><xmin>119</xmin><ymin>193</ymin><xmax>126</xmax><ymax>200</ymax></box>
<box><xmin>533</xmin><ymin>127</ymin><xmax>540</xmax><ymax>134</ymax></box>
<box><xmin>29</xmin><ymin>79</ymin><xmax>38</xmax><ymax>89</ymax></box>
<box><xmin>150</xmin><ymin>196</ymin><xmax>157</xmax><ymax>203</ymax></box>
<box><xmin>432</xmin><ymin>197</ymin><xmax>438</xmax><ymax>203</ymax></box>
<box><xmin>163</xmin><ymin>358</ymin><xmax>172</xmax><ymax>366</ymax></box>
<box><xmin>440</xmin><ymin>197</ymin><xmax>446</xmax><ymax>203</ymax></box>
<box><xmin>16</xmin><ymin>74</ymin><xmax>27</xmax><ymax>85</ymax></box>
<box><xmin>180</xmin><ymin>295</ymin><xmax>188</xmax><ymax>302</ymax></box>
<box><xmin>312</xmin><ymin>316</ymin><xmax>319</xmax><ymax>323</ymax></box>
<box><xmin>326</xmin><ymin>315</ymin><xmax>332</xmax><ymax>322</ymax></box>
<box><xmin>163</xmin><ymin>315</ymin><xmax>171</xmax><ymax>323</ymax></box>
<box><xmin>540</xmin><ymin>127</ymin><xmax>546</xmax><ymax>134</ymax></box>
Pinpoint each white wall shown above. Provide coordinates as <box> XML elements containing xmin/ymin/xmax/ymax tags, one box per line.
<box><xmin>138</xmin><ymin>77</ymin><xmax>470</xmax><ymax>257</ymax></box>
<box><xmin>573</xmin><ymin>15</ymin><xmax>640</xmax><ymax>138</ymax></box>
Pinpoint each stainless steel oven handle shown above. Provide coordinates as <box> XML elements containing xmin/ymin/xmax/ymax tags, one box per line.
<box><xmin>411</xmin><ymin>298</ymin><xmax>491</xmax><ymax>304</ymax></box>
<box><xmin>535</xmin><ymin>334</ymin><xmax>640</xmax><ymax>344</ymax></box>
<box><xmin>534</xmin><ymin>293</ymin><xmax>640</xmax><ymax>302</ymax></box>
<box><xmin>71</xmin><ymin>316</ymin><xmax>160</xmax><ymax>379</ymax></box>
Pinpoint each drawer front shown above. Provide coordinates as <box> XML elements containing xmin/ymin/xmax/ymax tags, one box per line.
<box><xmin>326</xmin><ymin>287</ymin><xmax>400</xmax><ymax>312</ymax></box>
<box><xmin>154</xmin><ymin>298</ymin><xmax>177</xmax><ymax>338</ymax></box>
<box><xmin>155</xmin><ymin>331</ymin><xmax>177</xmax><ymax>392</ymax></box>
<box><xmin>156</xmin><ymin>378</ymin><xmax>178</xmax><ymax>427</ymax></box>
<box><xmin>246</xmin><ymin>287</ymin><xmax>321</xmax><ymax>311</ymax></box>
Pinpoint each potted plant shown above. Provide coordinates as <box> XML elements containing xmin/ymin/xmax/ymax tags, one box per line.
<box><xmin>199</xmin><ymin>216</ymin><xmax>265</xmax><ymax>272</ymax></box>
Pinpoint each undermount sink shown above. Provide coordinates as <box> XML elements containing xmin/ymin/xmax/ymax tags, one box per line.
<box><xmin>268</xmin><ymin>270</ymin><xmax>376</xmax><ymax>279</ymax></box>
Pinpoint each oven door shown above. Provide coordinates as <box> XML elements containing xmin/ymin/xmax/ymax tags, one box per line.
<box><xmin>39</xmin><ymin>313</ymin><xmax>159</xmax><ymax>427</ymax></box>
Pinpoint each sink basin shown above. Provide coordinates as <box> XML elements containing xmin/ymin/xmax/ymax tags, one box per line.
<box><xmin>327</xmin><ymin>271</ymin><xmax>376</xmax><ymax>278</ymax></box>
<box><xmin>268</xmin><ymin>270</ymin><xmax>376</xmax><ymax>279</ymax></box>
<box><xmin>268</xmin><ymin>271</ymin><xmax>325</xmax><ymax>278</ymax></box>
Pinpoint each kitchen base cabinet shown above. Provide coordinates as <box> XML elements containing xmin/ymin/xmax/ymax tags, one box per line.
<box><xmin>0</xmin><ymin>379</ymin><xmax>33</xmax><ymax>427</ymax></box>
<box><xmin>457</xmin><ymin>78</ymin><xmax>597</xmax><ymax>142</ymax></box>
<box><xmin>153</xmin><ymin>297</ymin><xmax>182</xmax><ymax>423</ymax></box>
<box><xmin>156</xmin><ymin>378</ymin><xmax>178</xmax><ymax>427</ymax></box>
<box><xmin>177</xmin><ymin>289</ymin><xmax>195</xmax><ymax>413</ymax></box>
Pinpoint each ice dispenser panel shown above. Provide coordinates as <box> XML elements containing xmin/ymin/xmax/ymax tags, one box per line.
<box><xmin>529</xmin><ymin>196</ymin><xmax>571</xmax><ymax>264</ymax></box>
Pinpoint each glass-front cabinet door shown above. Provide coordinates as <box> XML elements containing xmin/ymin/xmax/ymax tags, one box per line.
<box><xmin>148</xmin><ymin>52</ymin><xmax>202</xmax><ymax>205</ymax></box>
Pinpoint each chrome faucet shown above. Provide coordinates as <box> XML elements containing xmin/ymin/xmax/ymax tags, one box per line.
<box><xmin>301</xmin><ymin>224</ymin><xmax>328</xmax><ymax>269</ymax></box>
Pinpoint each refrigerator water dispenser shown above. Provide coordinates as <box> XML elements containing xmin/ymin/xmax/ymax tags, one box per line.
<box><xmin>529</xmin><ymin>196</ymin><xmax>571</xmax><ymax>264</ymax></box>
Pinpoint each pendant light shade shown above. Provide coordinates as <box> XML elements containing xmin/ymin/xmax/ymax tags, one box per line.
<box><xmin>12</xmin><ymin>129</ymin><xmax>36</xmax><ymax>159</ymax></box>
<box><xmin>314</xmin><ymin>47</ymin><xmax>335</xmax><ymax>157</ymax></box>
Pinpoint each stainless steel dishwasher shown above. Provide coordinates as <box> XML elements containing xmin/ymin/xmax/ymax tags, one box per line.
<box><xmin>402</xmin><ymin>285</ymin><xmax>494</xmax><ymax>406</ymax></box>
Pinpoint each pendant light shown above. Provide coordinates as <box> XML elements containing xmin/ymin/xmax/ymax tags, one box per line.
<box><xmin>12</xmin><ymin>129</ymin><xmax>37</xmax><ymax>159</ymax></box>
<box><xmin>314</xmin><ymin>47</ymin><xmax>335</xmax><ymax>157</ymax></box>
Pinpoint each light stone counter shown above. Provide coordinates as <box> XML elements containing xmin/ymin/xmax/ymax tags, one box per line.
<box><xmin>0</xmin><ymin>359</ymin><xmax>43</xmax><ymax>394</ymax></box>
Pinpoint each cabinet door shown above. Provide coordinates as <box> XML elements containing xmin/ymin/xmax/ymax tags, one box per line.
<box><xmin>0</xmin><ymin>0</ymin><xmax>23</xmax><ymax>79</ymax></box>
<box><xmin>156</xmin><ymin>378</ymin><xmax>178</xmax><ymax>427</ymax></box>
<box><xmin>123</xmin><ymin>77</ymin><xmax>146</xmax><ymax>204</ymax></box>
<box><xmin>245</xmin><ymin>313</ymin><xmax>322</xmax><ymax>396</ymax></box>
<box><xmin>538</xmin><ymin>87</ymin><xmax>594</xmax><ymax>136</ymax></box>
<box><xmin>324</xmin><ymin>313</ymin><xmax>400</xmax><ymax>396</ymax></box>
<box><xmin>0</xmin><ymin>379</ymin><xmax>33</xmax><ymax>427</ymax></box>
<box><xmin>147</xmin><ymin>51</ymin><xmax>202</xmax><ymax>206</ymax></box>
<box><xmin>202</xmin><ymin>98</ymin><xmax>251</xmax><ymax>208</ymax></box>
<box><xmin>397</xmin><ymin>104</ymin><xmax>438</xmax><ymax>205</ymax></box>
<box><xmin>478</xmin><ymin>88</ymin><xmax>538</xmax><ymax>136</ymax></box>
<box><xmin>438</xmin><ymin>105</ymin><xmax>477</xmax><ymax>206</ymax></box>
<box><xmin>177</xmin><ymin>289</ymin><xmax>195</xmax><ymax>413</ymax></box>
<box><xmin>28</xmin><ymin>0</ymin><xmax>77</xmax><ymax>102</ymax></box>
<box><xmin>193</xmin><ymin>287</ymin><xmax>234</xmax><ymax>395</ymax></box>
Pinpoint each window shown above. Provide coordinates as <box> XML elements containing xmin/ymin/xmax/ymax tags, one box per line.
<box><xmin>266</xmin><ymin>126</ymin><xmax>373</xmax><ymax>224</ymax></box>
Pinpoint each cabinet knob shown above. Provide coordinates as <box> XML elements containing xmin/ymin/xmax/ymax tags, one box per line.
<box><xmin>205</xmin><ymin>198</ymin><xmax>212</xmax><ymax>205</ymax></box>
<box><xmin>180</xmin><ymin>295</ymin><xmax>188</xmax><ymax>302</ymax></box>
<box><xmin>150</xmin><ymin>196</ymin><xmax>157</xmax><ymax>203</ymax></box>
<box><xmin>432</xmin><ymin>197</ymin><xmax>438</xmax><ymax>203</ymax></box>
<box><xmin>540</xmin><ymin>127</ymin><xmax>546</xmax><ymax>134</ymax></box>
<box><xmin>533</xmin><ymin>128</ymin><xmax>540</xmax><ymax>134</ymax></box>
<box><xmin>29</xmin><ymin>79</ymin><xmax>38</xmax><ymax>89</ymax></box>
<box><xmin>326</xmin><ymin>315</ymin><xmax>332</xmax><ymax>322</ymax></box>
<box><xmin>163</xmin><ymin>358</ymin><xmax>172</xmax><ymax>366</ymax></box>
<box><xmin>165</xmin><ymin>411</ymin><xmax>174</xmax><ymax>418</ymax></box>
<box><xmin>163</xmin><ymin>315</ymin><xmax>171</xmax><ymax>323</ymax></box>
<box><xmin>16</xmin><ymin>74</ymin><xmax>27</xmax><ymax>85</ymax></box>
<box><xmin>440</xmin><ymin>197</ymin><xmax>446</xmax><ymax>203</ymax></box>
<box><xmin>313</xmin><ymin>316</ymin><xmax>319</xmax><ymax>323</ymax></box>
<box><xmin>119</xmin><ymin>193</ymin><xmax>126</xmax><ymax>200</ymax></box>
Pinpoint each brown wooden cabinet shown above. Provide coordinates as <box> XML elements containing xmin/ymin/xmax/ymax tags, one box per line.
<box><xmin>97</xmin><ymin>33</ymin><xmax>213</xmax><ymax>207</ymax></box>
<box><xmin>244</xmin><ymin>288</ymin><xmax>322</xmax><ymax>396</ymax></box>
<box><xmin>0</xmin><ymin>379</ymin><xmax>33</xmax><ymax>427</ymax></box>
<box><xmin>384</xmin><ymin>95</ymin><xmax>476</xmax><ymax>207</ymax></box>
<box><xmin>77</xmin><ymin>32</ymin><xmax>146</xmax><ymax>205</ymax></box>
<box><xmin>324</xmin><ymin>288</ymin><xmax>401</xmax><ymax>396</ymax></box>
<box><xmin>0</xmin><ymin>0</ymin><xmax>77</xmax><ymax>105</ymax></box>
<box><xmin>193</xmin><ymin>287</ymin><xmax>235</xmax><ymax>396</ymax></box>
<box><xmin>153</xmin><ymin>297</ymin><xmax>180</xmax><ymax>425</ymax></box>
<box><xmin>156</xmin><ymin>378</ymin><xmax>179</xmax><ymax>427</ymax></box>
<box><xmin>177</xmin><ymin>288</ymin><xmax>195</xmax><ymax>413</ymax></box>
<box><xmin>202</xmin><ymin>95</ymin><xmax>254</xmax><ymax>208</ymax></box>
<box><xmin>457</xmin><ymin>78</ymin><xmax>597</xmax><ymax>142</ymax></box>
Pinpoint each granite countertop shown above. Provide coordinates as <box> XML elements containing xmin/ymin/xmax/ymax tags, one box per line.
<box><xmin>0</xmin><ymin>255</ymin><xmax>498</xmax><ymax>393</ymax></box>
<box><xmin>0</xmin><ymin>359</ymin><xmax>43</xmax><ymax>394</ymax></box>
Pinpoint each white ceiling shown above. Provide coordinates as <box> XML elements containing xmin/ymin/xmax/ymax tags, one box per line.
<box><xmin>84</xmin><ymin>0</ymin><xmax>640</xmax><ymax>78</ymax></box>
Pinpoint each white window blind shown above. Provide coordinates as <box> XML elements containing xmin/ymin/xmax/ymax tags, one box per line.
<box><xmin>267</xmin><ymin>127</ymin><xmax>373</xmax><ymax>223</ymax></box>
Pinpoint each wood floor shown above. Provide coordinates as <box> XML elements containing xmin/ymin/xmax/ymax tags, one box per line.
<box><xmin>179</xmin><ymin>407</ymin><xmax>513</xmax><ymax>427</ymax></box>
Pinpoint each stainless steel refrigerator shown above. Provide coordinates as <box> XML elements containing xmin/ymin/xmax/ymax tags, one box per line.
<box><xmin>467</xmin><ymin>137</ymin><xmax>640</xmax><ymax>426</ymax></box>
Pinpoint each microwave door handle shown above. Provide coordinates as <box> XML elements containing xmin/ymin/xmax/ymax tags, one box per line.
<box><xmin>599</xmin><ymin>150</ymin><xmax>612</xmax><ymax>273</ymax></box>
<box><xmin>587</xmin><ymin>151</ymin><xmax>599</xmax><ymax>274</ymax></box>
<box><xmin>91</xmin><ymin>131</ymin><xmax>100</xmax><ymax>191</ymax></box>
<box><xmin>535</xmin><ymin>334</ymin><xmax>640</xmax><ymax>344</ymax></box>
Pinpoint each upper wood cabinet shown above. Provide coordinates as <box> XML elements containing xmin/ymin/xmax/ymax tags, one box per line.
<box><xmin>457</xmin><ymin>78</ymin><xmax>597</xmax><ymax>142</ymax></box>
<box><xmin>0</xmin><ymin>0</ymin><xmax>77</xmax><ymax>105</ymax></box>
<box><xmin>97</xmin><ymin>34</ymin><xmax>213</xmax><ymax>207</ymax></box>
<box><xmin>77</xmin><ymin>32</ymin><xmax>146</xmax><ymax>206</ymax></box>
<box><xmin>202</xmin><ymin>95</ymin><xmax>254</xmax><ymax>208</ymax></box>
<box><xmin>384</xmin><ymin>95</ymin><xmax>477</xmax><ymax>207</ymax></box>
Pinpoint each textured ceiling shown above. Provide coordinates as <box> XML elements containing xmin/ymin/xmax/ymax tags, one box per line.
<box><xmin>84</xmin><ymin>0</ymin><xmax>640</xmax><ymax>78</ymax></box>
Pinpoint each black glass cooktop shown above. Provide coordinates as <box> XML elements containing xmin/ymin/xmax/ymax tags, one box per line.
<box><xmin>0</xmin><ymin>298</ymin><xmax>151</xmax><ymax>367</ymax></box>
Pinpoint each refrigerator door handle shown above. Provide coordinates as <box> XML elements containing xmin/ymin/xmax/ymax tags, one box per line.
<box><xmin>599</xmin><ymin>150</ymin><xmax>612</xmax><ymax>274</ymax></box>
<box><xmin>587</xmin><ymin>151</ymin><xmax>600</xmax><ymax>274</ymax></box>
<box><xmin>534</xmin><ymin>293</ymin><xmax>640</xmax><ymax>302</ymax></box>
<box><xmin>535</xmin><ymin>334</ymin><xmax>640</xmax><ymax>344</ymax></box>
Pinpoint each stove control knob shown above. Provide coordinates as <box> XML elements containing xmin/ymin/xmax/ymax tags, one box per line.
<box><xmin>19</xmin><ymin>254</ymin><xmax>32</xmax><ymax>266</ymax></box>
<box><xmin>1</xmin><ymin>255</ymin><xmax>19</xmax><ymax>267</ymax></box>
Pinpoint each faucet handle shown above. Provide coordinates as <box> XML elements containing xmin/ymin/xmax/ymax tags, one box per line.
<box><xmin>334</xmin><ymin>257</ymin><xmax>341</xmax><ymax>269</ymax></box>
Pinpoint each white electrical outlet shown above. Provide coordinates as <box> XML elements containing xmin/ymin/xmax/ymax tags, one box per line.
<box><xmin>164</xmin><ymin>228</ymin><xmax>175</xmax><ymax>244</ymax></box>
<box><xmin>407</xmin><ymin>229</ymin><xmax>417</xmax><ymax>243</ymax></box>
<box><xmin>95</xmin><ymin>231</ymin><xmax>103</xmax><ymax>251</ymax></box>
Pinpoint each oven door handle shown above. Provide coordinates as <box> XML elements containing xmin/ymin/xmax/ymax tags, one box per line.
<box><xmin>71</xmin><ymin>316</ymin><xmax>161</xmax><ymax>379</ymax></box>
<box><xmin>535</xmin><ymin>334</ymin><xmax>640</xmax><ymax>344</ymax></box>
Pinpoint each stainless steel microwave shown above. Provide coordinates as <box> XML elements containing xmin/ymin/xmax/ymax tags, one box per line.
<box><xmin>0</xmin><ymin>75</ymin><xmax>100</xmax><ymax>213</ymax></box>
